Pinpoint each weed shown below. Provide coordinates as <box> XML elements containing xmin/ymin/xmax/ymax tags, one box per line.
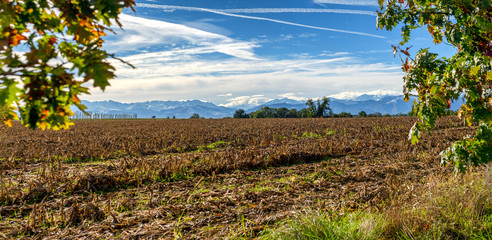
<box><xmin>325</xmin><ymin>129</ymin><xmax>336</xmax><ymax>136</ymax></box>
<box><xmin>300</xmin><ymin>132</ymin><xmax>322</xmax><ymax>138</ymax></box>
<box><xmin>374</xmin><ymin>125</ymin><xmax>381</xmax><ymax>132</ymax></box>
<box><xmin>259</xmin><ymin>209</ymin><xmax>385</xmax><ymax>240</ymax></box>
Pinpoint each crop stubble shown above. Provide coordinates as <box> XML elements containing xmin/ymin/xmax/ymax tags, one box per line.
<box><xmin>0</xmin><ymin>117</ymin><xmax>474</xmax><ymax>239</ymax></box>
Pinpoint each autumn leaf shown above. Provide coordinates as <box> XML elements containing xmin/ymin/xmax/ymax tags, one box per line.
<box><xmin>3</xmin><ymin>119</ymin><xmax>12</xmax><ymax>127</ymax></box>
<box><xmin>10</xmin><ymin>33</ymin><xmax>27</xmax><ymax>46</ymax></box>
<box><xmin>0</xmin><ymin>0</ymin><xmax>135</xmax><ymax>130</ymax></box>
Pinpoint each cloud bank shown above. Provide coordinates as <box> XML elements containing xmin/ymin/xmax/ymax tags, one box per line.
<box><xmin>83</xmin><ymin>13</ymin><xmax>403</xmax><ymax>104</ymax></box>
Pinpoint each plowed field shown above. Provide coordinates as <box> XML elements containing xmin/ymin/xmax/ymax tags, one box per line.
<box><xmin>0</xmin><ymin>117</ymin><xmax>474</xmax><ymax>239</ymax></box>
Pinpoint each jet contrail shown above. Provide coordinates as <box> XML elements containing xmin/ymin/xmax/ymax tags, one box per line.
<box><xmin>136</xmin><ymin>3</ymin><xmax>384</xmax><ymax>39</ymax></box>
<box><xmin>200</xmin><ymin>8</ymin><xmax>374</xmax><ymax>16</ymax></box>
<box><xmin>136</xmin><ymin>4</ymin><xmax>376</xmax><ymax>15</ymax></box>
<box><xmin>314</xmin><ymin>0</ymin><xmax>379</xmax><ymax>6</ymax></box>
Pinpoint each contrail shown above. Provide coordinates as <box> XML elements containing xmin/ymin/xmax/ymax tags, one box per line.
<box><xmin>200</xmin><ymin>8</ymin><xmax>374</xmax><ymax>16</ymax></box>
<box><xmin>314</xmin><ymin>0</ymin><xmax>379</xmax><ymax>6</ymax></box>
<box><xmin>136</xmin><ymin>4</ymin><xmax>376</xmax><ymax>15</ymax></box>
<box><xmin>136</xmin><ymin>3</ymin><xmax>384</xmax><ymax>39</ymax></box>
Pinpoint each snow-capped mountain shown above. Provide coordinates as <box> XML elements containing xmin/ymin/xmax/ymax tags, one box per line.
<box><xmin>75</xmin><ymin>94</ymin><xmax>462</xmax><ymax>119</ymax></box>
<box><xmin>76</xmin><ymin>100</ymin><xmax>236</xmax><ymax>119</ymax></box>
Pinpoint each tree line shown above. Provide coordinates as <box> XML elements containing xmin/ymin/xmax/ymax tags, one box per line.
<box><xmin>233</xmin><ymin>97</ymin><xmax>329</xmax><ymax>119</ymax></box>
<box><xmin>232</xmin><ymin>97</ymin><xmax>397</xmax><ymax>119</ymax></box>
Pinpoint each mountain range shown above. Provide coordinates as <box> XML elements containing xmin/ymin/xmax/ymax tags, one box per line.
<box><xmin>76</xmin><ymin>94</ymin><xmax>463</xmax><ymax>119</ymax></box>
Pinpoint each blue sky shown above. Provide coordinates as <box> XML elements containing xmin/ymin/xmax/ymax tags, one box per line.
<box><xmin>85</xmin><ymin>0</ymin><xmax>454</xmax><ymax>107</ymax></box>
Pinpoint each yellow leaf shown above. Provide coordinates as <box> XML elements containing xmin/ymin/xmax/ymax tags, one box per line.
<box><xmin>3</xmin><ymin>119</ymin><xmax>12</xmax><ymax>127</ymax></box>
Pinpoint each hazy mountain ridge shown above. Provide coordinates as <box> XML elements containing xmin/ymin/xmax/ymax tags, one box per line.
<box><xmin>77</xmin><ymin>95</ymin><xmax>462</xmax><ymax>118</ymax></box>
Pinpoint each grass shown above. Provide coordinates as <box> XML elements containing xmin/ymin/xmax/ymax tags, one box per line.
<box><xmin>260</xmin><ymin>210</ymin><xmax>385</xmax><ymax>240</ymax></box>
<box><xmin>196</xmin><ymin>141</ymin><xmax>229</xmax><ymax>152</ymax></box>
<box><xmin>260</xmin><ymin>168</ymin><xmax>492</xmax><ymax>240</ymax></box>
<box><xmin>300</xmin><ymin>132</ymin><xmax>323</xmax><ymax>138</ymax></box>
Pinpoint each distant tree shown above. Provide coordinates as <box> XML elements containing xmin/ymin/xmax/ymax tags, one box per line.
<box><xmin>253</xmin><ymin>107</ymin><xmax>277</xmax><ymax>118</ymax></box>
<box><xmin>384</xmin><ymin>114</ymin><xmax>392</xmax><ymax>117</ymax></box>
<box><xmin>285</xmin><ymin>109</ymin><xmax>298</xmax><ymax>118</ymax></box>
<box><xmin>306</xmin><ymin>97</ymin><xmax>331</xmax><ymax>118</ymax></box>
<box><xmin>252</xmin><ymin>110</ymin><xmax>266</xmax><ymax>118</ymax></box>
<box><xmin>233</xmin><ymin>109</ymin><xmax>249</xmax><ymax>118</ymax></box>
<box><xmin>152</xmin><ymin>116</ymin><xmax>156</xmax><ymax>119</ymax></box>
<box><xmin>358</xmin><ymin>111</ymin><xmax>367</xmax><ymax>117</ymax></box>
<box><xmin>297</xmin><ymin>108</ymin><xmax>309</xmax><ymax>118</ymax></box>
<box><xmin>275</xmin><ymin>107</ymin><xmax>290</xmax><ymax>118</ymax></box>
<box><xmin>190</xmin><ymin>113</ymin><xmax>200</xmax><ymax>119</ymax></box>
<box><xmin>334</xmin><ymin>112</ymin><xmax>353</xmax><ymax>118</ymax></box>
<box><xmin>369</xmin><ymin>112</ymin><xmax>382</xmax><ymax>117</ymax></box>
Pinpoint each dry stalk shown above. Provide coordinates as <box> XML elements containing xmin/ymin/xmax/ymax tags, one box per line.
<box><xmin>485</xmin><ymin>162</ymin><xmax>492</xmax><ymax>189</ymax></box>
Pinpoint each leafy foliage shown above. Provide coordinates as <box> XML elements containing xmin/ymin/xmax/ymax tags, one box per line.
<box><xmin>306</xmin><ymin>97</ymin><xmax>332</xmax><ymax>118</ymax></box>
<box><xmin>233</xmin><ymin>109</ymin><xmax>249</xmax><ymax>118</ymax></box>
<box><xmin>0</xmin><ymin>105</ymin><xmax>8</xmax><ymax>121</ymax></box>
<box><xmin>0</xmin><ymin>0</ymin><xmax>135</xmax><ymax>130</ymax></box>
<box><xmin>189</xmin><ymin>113</ymin><xmax>200</xmax><ymax>119</ymax></box>
<box><xmin>377</xmin><ymin>0</ymin><xmax>492</xmax><ymax>172</ymax></box>
<box><xmin>239</xmin><ymin>98</ymin><xmax>332</xmax><ymax>119</ymax></box>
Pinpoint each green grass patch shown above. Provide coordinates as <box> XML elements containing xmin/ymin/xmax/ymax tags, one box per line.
<box><xmin>260</xmin><ymin>210</ymin><xmax>385</xmax><ymax>240</ymax></box>
<box><xmin>196</xmin><ymin>141</ymin><xmax>229</xmax><ymax>152</ymax></box>
<box><xmin>261</xmin><ymin>170</ymin><xmax>492</xmax><ymax>240</ymax></box>
<box><xmin>300</xmin><ymin>132</ymin><xmax>323</xmax><ymax>139</ymax></box>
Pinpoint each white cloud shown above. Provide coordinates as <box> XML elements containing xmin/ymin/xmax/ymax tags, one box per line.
<box><xmin>314</xmin><ymin>0</ymin><xmax>379</xmax><ymax>6</ymax></box>
<box><xmin>319</xmin><ymin>51</ymin><xmax>350</xmax><ymax>57</ymax></box>
<box><xmin>279</xmin><ymin>93</ymin><xmax>307</xmax><ymax>101</ymax></box>
<box><xmin>79</xmin><ymin>11</ymin><xmax>402</xmax><ymax>104</ymax></box>
<box><xmin>220</xmin><ymin>95</ymin><xmax>272</xmax><ymax>108</ymax></box>
<box><xmin>85</xmin><ymin>52</ymin><xmax>404</xmax><ymax>104</ymax></box>
<box><xmin>136</xmin><ymin>3</ymin><xmax>384</xmax><ymax>38</ymax></box>
<box><xmin>299</xmin><ymin>33</ymin><xmax>317</xmax><ymax>38</ymax></box>
<box><xmin>106</xmin><ymin>14</ymin><xmax>260</xmax><ymax>60</ymax></box>
<box><xmin>329</xmin><ymin>89</ymin><xmax>402</xmax><ymax>100</ymax></box>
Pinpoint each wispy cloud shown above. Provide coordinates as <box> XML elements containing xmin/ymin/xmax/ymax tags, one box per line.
<box><xmin>314</xmin><ymin>0</ymin><xmax>379</xmax><ymax>6</ymax></box>
<box><xmin>82</xmin><ymin>10</ymin><xmax>402</xmax><ymax>104</ymax></box>
<box><xmin>106</xmin><ymin>14</ymin><xmax>260</xmax><ymax>60</ymax></box>
<box><xmin>319</xmin><ymin>51</ymin><xmax>351</xmax><ymax>57</ymax></box>
<box><xmin>136</xmin><ymin>3</ymin><xmax>384</xmax><ymax>38</ymax></box>
<box><xmin>91</xmin><ymin>51</ymin><xmax>403</xmax><ymax>103</ymax></box>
